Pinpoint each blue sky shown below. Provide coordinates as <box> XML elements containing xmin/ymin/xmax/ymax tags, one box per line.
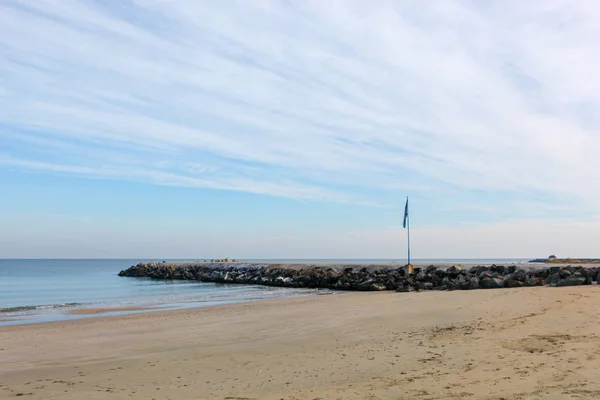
<box><xmin>2</xmin><ymin>0</ymin><xmax>600</xmax><ymax>258</ymax></box>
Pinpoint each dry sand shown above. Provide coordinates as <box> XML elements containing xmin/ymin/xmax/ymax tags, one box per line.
<box><xmin>2</xmin><ymin>286</ymin><xmax>600</xmax><ymax>399</ymax></box>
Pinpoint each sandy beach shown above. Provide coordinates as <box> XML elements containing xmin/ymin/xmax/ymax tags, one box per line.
<box><xmin>2</xmin><ymin>286</ymin><xmax>600</xmax><ymax>400</ymax></box>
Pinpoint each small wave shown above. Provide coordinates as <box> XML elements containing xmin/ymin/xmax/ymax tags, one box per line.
<box><xmin>0</xmin><ymin>302</ymin><xmax>82</xmax><ymax>314</ymax></box>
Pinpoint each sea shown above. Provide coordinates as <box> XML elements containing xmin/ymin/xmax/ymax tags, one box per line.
<box><xmin>0</xmin><ymin>258</ymin><xmax>529</xmax><ymax>326</ymax></box>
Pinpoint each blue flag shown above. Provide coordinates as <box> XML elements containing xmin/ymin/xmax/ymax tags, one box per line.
<box><xmin>403</xmin><ymin>197</ymin><xmax>409</xmax><ymax>228</ymax></box>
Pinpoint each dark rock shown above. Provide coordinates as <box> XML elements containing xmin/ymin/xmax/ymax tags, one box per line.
<box><xmin>462</xmin><ymin>276</ymin><xmax>473</xmax><ymax>290</ymax></box>
<box><xmin>525</xmin><ymin>277</ymin><xmax>544</xmax><ymax>287</ymax></box>
<box><xmin>426</xmin><ymin>265</ymin><xmax>437</xmax><ymax>274</ymax></box>
<box><xmin>505</xmin><ymin>279</ymin><xmax>524</xmax><ymax>288</ymax></box>
<box><xmin>556</xmin><ymin>276</ymin><xmax>586</xmax><ymax>287</ymax></box>
<box><xmin>512</xmin><ymin>270</ymin><xmax>528</xmax><ymax>282</ymax></box>
<box><xmin>549</xmin><ymin>266</ymin><xmax>561</xmax><ymax>275</ymax></box>
<box><xmin>582</xmin><ymin>269</ymin><xmax>595</xmax><ymax>285</ymax></box>
<box><xmin>481</xmin><ymin>277</ymin><xmax>504</xmax><ymax>289</ymax></box>
<box><xmin>469</xmin><ymin>277</ymin><xmax>480</xmax><ymax>290</ymax></box>
<box><xmin>447</xmin><ymin>266</ymin><xmax>462</xmax><ymax>277</ymax></box>
<box><xmin>435</xmin><ymin>269</ymin><xmax>448</xmax><ymax>278</ymax></box>
<box><xmin>545</xmin><ymin>273</ymin><xmax>561</xmax><ymax>286</ymax></box>
<box><xmin>470</xmin><ymin>266</ymin><xmax>488</xmax><ymax>275</ymax></box>
<box><xmin>479</xmin><ymin>271</ymin><xmax>493</xmax><ymax>280</ymax></box>
<box><xmin>559</xmin><ymin>269</ymin><xmax>573</xmax><ymax>279</ymax></box>
<box><xmin>534</xmin><ymin>269</ymin><xmax>549</xmax><ymax>279</ymax></box>
<box><xmin>490</xmin><ymin>265</ymin><xmax>506</xmax><ymax>275</ymax></box>
<box><xmin>369</xmin><ymin>283</ymin><xmax>387</xmax><ymax>291</ymax></box>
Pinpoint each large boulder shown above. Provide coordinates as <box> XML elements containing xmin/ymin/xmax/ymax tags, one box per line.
<box><xmin>490</xmin><ymin>265</ymin><xmax>506</xmax><ymax>275</ymax></box>
<box><xmin>505</xmin><ymin>279</ymin><xmax>524</xmax><ymax>288</ymax></box>
<box><xmin>525</xmin><ymin>277</ymin><xmax>544</xmax><ymax>286</ymax></box>
<box><xmin>559</xmin><ymin>268</ymin><xmax>573</xmax><ymax>279</ymax></box>
<box><xmin>545</xmin><ymin>272</ymin><xmax>561</xmax><ymax>285</ymax></box>
<box><xmin>481</xmin><ymin>277</ymin><xmax>504</xmax><ymax>289</ymax></box>
<box><xmin>369</xmin><ymin>283</ymin><xmax>387</xmax><ymax>291</ymax></box>
<box><xmin>469</xmin><ymin>277</ymin><xmax>480</xmax><ymax>290</ymax></box>
<box><xmin>469</xmin><ymin>266</ymin><xmax>488</xmax><ymax>276</ymax></box>
<box><xmin>583</xmin><ymin>268</ymin><xmax>596</xmax><ymax>285</ymax></box>
<box><xmin>556</xmin><ymin>276</ymin><xmax>586</xmax><ymax>287</ymax></box>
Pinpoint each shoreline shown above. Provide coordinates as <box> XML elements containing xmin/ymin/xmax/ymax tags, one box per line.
<box><xmin>0</xmin><ymin>295</ymin><xmax>301</xmax><ymax>330</ymax></box>
<box><xmin>0</xmin><ymin>291</ymin><xmax>336</xmax><ymax>328</ymax></box>
<box><xmin>68</xmin><ymin>306</ymin><xmax>160</xmax><ymax>315</ymax></box>
<box><xmin>2</xmin><ymin>286</ymin><xmax>600</xmax><ymax>399</ymax></box>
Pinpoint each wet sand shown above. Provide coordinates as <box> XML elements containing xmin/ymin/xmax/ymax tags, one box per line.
<box><xmin>2</xmin><ymin>286</ymin><xmax>600</xmax><ymax>399</ymax></box>
<box><xmin>69</xmin><ymin>306</ymin><xmax>158</xmax><ymax>315</ymax></box>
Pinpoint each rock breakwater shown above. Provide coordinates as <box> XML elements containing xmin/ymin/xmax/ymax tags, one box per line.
<box><xmin>118</xmin><ymin>262</ymin><xmax>600</xmax><ymax>292</ymax></box>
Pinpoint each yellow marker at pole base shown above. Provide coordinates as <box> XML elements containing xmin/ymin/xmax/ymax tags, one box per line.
<box><xmin>406</xmin><ymin>264</ymin><xmax>414</xmax><ymax>275</ymax></box>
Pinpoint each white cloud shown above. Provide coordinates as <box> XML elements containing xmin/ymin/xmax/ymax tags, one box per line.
<box><xmin>1</xmin><ymin>0</ymin><xmax>600</xmax><ymax>215</ymax></box>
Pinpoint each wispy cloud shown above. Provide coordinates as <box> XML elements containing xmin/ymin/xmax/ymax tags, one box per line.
<box><xmin>2</xmin><ymin>0</ymin><xmax>600</xmax><ymax>217</ymax></box>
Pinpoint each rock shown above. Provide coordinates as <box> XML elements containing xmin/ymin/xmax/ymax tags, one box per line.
<box><xmin>447</xmin><ymin>266</ymin><xmax>462</xmax><ymax>278</ymax></box>
<box><xmin>425</xmin><ymin>265</ymin><xmax>437</xmax><ymax>274</ymax></box>
<box><xmin>534</xmin><ymin>269</ymin><xmax>549</xmax><ymax>279</ymax></box>
<box><xmin>512</xmin><ymin>270</ymin><xmax>528</xmax><ymax>283</ymax></box>
<box><xmin>275</xmin><ymin>276</ymin><xmax>293</xmax><ymax>285</ymax></box>
<box><xmin>490</xmin><ymin>265</ymin><xmax>506</xmax><ymax>275</ymax></box>
<box><xmin>525</xmin><ymin>277</ymin><xmax>543</xmax><ymax>286</ymax></box>
<box><xmin>556</xmin><ymin>276</ymin><xmax>586</xmax><ymax>287</ymax></box>
<box><xmin>549</xmin><ymin>266</ymin><xmax>561</xmax><ymax>275</ymax></box>
<box><xmin>544</xmin><ymin>272</ymin><xmax>560</xmax><ymax>286</ymax></box>
<box><xmin>469</xmin><ymin>277</ymin><xmax>480</xmax><ymax>290</ymax></box>
<box><xmin>559</xmin><ymin>269</ymin><xmax>573</xmax><ymax>279</ymax></box>
<box><xmin>505</xmin><ymin>279</ymin><xmax>524</xmax><ymax>288</ymax></box>
<box><xmin>357</xmin><ymin>279</ymin><xmax>375</xmax><ymax>290</ymax></box>
<box><xmin>470</xmin><ymin>266</ymin><xmax>488</xmax><ymax>275</ymax></box>
<box><xmin>583</xmin><ymin>269</ymin><xmax>595</xmax><ymax>284</ymax></box>
<box><xmin>479</xmin><ymin>271</ymin><xmax>493</xmax><ymax>279</ymax></box>
<box><xmin>481</xmin><ymin>277</ymin><xmax>504</xmax><ymax>289</ymax></box>
<box><xmin>457</xmin><ymin>275</ymin><xmax>471</xmax><ymax>290</ymax></box>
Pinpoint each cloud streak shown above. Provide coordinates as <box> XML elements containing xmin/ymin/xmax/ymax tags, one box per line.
<box><xmin>2</xmin><ymin>0</ymin><xmax>600</xmax><ymax>217</ymax></box>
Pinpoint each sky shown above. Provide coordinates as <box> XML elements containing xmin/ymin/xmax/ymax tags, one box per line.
<box><xmin>1</xmin><ymin>0</ymin><xmax>600</xmax><ymax>259</ymax></box>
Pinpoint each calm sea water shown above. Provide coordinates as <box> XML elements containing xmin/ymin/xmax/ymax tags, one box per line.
<box><xmin>0</xmin><ymin>258</ymin><xmax>529</xmax><ymax>326</ymax></box>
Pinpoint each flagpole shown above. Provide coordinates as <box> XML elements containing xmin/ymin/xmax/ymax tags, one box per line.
<box><xmin>407</xmin><ymin>197</ymin><xmax>411</xmax><ymax>266</ymax></box>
